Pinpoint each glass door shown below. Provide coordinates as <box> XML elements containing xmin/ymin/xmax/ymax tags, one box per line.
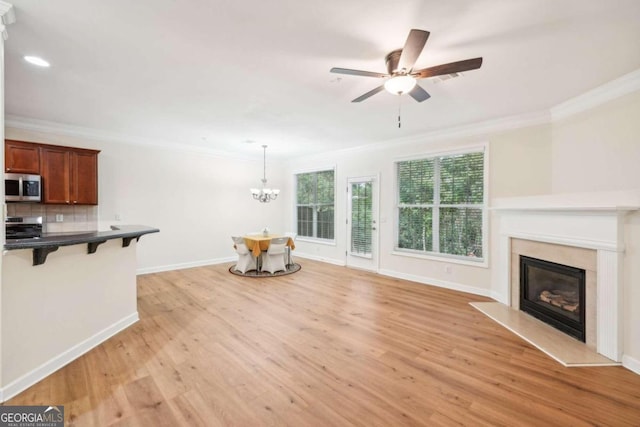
<box><xmin>346</xmin><ymin>175</ymin><xmax>378</xmax><ymax>271</ymax></box>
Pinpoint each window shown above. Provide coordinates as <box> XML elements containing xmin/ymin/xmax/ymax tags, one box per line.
<box><xmin>296</xmin><ymin>169</ymin><xmax>335</xmax><ymax>241</ymax></box>
<box><xmin>396</xmin><ymin>149</ymin><xmax>485</xmax><ymax>261</ymax></box>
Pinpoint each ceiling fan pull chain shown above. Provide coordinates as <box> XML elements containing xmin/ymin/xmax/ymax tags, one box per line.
<box><xmin>398</xmin><ymin>94</ymin><xmax>402</xmax><ymax>128</ymax></box>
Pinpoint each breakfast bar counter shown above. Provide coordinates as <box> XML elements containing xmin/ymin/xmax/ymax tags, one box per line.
<box><xmin>4</xmin><ymin>225</ymin><xmax>160</xmax><ymax>265</ymax></box>
<box><xmin>1</xmin><ymin>224</ymin><xmax>160</xmax><ymax>401</ymax></box>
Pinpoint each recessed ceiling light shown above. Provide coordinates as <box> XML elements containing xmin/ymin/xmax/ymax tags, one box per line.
<box><xmin>24</xmin><ymin>56</ymin><xmax>50</xmax><ymax>67</ymax></box>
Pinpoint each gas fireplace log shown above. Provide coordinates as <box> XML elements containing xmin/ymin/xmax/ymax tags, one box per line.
<box><xmin>538</xmin><ymin>290</ymin><xmax>580</xmax><ymax>314</ymax></box>
<box><xmin>539</xmin><ymin>290</ymin><xmax>562</xmax><ymax>304</ymax></box>
<box><xmin>550</xmin><ymin>299</ymin><xmax>564</xmax><ymax>308</ymax></box>
<box><xmin>562</xmin><ymin>303</ymin><xmax>579</xmax><ymax>313</ymax></box>
<box><xmin>553</xmin><ymin>289</ymin><xmax>578</xmax><ymax>300</ymax></box>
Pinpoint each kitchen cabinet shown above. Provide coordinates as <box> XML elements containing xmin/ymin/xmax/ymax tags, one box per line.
<box><xmin>40</xmin><ymin>145</ymin><xmax>99</xmax><ymax>205</ymax></box>
<box><xmin>5</xmin><ymin>140</ymin><xmax>40</xmax><ymax>173</ymax></box>
<box><xmin>71</xmin><ymin>149</ymin><xmax>99</xmax><ymax>205</ymax></box>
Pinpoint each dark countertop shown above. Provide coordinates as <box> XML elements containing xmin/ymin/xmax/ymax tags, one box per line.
<box><xmin>4</xmin><ymin>225</ymin><xmax>159</xmax><ymax>266</ymax></box>
<box><xmin>4</xmin><ymin>225</ymin><xmax>159</xmax><ymax>250</ymax></box>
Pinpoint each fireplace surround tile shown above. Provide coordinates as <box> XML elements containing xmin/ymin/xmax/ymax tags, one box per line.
<box><xmin>510</xmin><ymin>238</ymin><xmax>597</xmax><ymax>349</ymax></box>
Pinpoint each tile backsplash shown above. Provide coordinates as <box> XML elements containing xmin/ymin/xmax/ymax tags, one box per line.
<box><xmin>6</xmin><ymin>203</ymin><xmax>98</xmax><ymax>233</ymax></box>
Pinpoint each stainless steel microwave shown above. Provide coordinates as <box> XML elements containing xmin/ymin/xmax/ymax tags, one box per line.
<box><xmin>5</xmin><ymin>173</ymin><xmax>42</xmax><ymax>202</ymax></box>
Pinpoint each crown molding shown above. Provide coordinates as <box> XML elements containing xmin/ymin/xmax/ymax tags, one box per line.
<box><xmin>7</xmin><ymin>68</ymin><xmax>640</xmax><ymax>162</ymax></box>
<box><xmin>0</xmin><ymin>2</ymin><xmax>15</xmax><ymax>40</ymax></box>
<box><xmin>304</xmin><ymin>109</ymin><xmax>551</xmax><ymax>161</ymax></box>
<box><xmin>4</xmin><ymin>115</ymin><xmax>257</xmax><ymax>162</ymax></box>
<box><xmin>391</xmin><ymin>110</ymin><xmax>552</xmax><ymax>147</ymax></box>
<box><xmin>550</xmin><ymin>68</ymin><xmax>640</xmax><ymax>121</ymax></box>
<box><xmin>311</xmin><ymin>68</ymin><xmax>640</xmax><ymax>160</ymax></box>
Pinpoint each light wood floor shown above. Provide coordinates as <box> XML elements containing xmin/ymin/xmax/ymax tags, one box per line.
<box><xmin>5</xmin><ymin>259</ymin><xmax>640</xmax><ymax>426</ymax></box>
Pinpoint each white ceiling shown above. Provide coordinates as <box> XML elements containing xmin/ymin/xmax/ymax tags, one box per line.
<box><xmin>4</xmin><ymin>0</ymin><xmax>640</xmax><ymax>159</ymax></box>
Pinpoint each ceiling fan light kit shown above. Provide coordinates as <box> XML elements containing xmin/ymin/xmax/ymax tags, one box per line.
<box><xmin>384</xmin><ymin>75</ymin><xmax>417</xmax><ymax>95</ymax></box>
<box><xmin>330</xmin><ymin>28</ymin><xmax>483</xmax><ymax>103</ymax></box>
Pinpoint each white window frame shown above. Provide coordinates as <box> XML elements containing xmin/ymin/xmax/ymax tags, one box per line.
<box><xmin>293</xmin><ymin>166</ymin><xmax>337</xmax><ymax>244</ymax></box>
<box><xmin>392</xmin><ymin>144</ymin><xmax>489</xmax><ymax>268</ymax></box>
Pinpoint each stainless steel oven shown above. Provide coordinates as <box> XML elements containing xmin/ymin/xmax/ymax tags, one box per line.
<box><xmin>5</xmin><ymin>216</ymin><xmax>43</xmax><ymax>239</ymax></box>
<box><xmin>5</xmin><ymin>173</ymin><xmax>42</xmax><ymax>202</ymax></box>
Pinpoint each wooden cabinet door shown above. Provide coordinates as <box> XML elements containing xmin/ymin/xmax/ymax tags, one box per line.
<box><xmin>17</xmin><ymin>141</ymin><xmax>100</xmax><ymax>205</ymax></box>
<box><xmin>5</xmin><ymin>140</ymin><xmax>40</xmax><ymax>173</ymax></box>
<box><xmin>70</xmin><ymin>150</ymin><xmax>98</xmax><ymax>205</ymax></box>
<box><xmin>40</xmin><ymin>147</ymin><xmax>71</xmax><ymax>204</ymax></box>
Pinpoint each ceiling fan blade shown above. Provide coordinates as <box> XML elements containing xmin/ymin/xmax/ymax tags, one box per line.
<box><xmin>408</xmin><ymin>84</ymin><xmax>431</xmax><ymax>102</ymax></box>
<box><xmin>413</xmin><ymin>57</ymin><xmax>483</xmax><ymax>79</ymax></box>
<box><xmin>330</xmin><ymin>67</ymin><xmax>388</xmax><ymax>78</ymax></box>
<box><xmin>352</xmin><ymin>85</ymin><xmax>385</xmax><ymax>103</ymax></box>
<box><xmin>397</xmin><ymin>29</ymin><xmax>430</xmax><ymax>72</ymax></box>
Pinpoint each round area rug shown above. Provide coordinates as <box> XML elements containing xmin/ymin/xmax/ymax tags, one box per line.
<box><xmin>229</xmin><ymin>263</ymin><xmax>302</xmax><ymax>278</ymax></box>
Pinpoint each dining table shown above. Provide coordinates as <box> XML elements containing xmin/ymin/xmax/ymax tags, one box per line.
<box><xmin>242</xmin><ymin>233</ymin><xmax>296</xmax><ymax>271</ymax></box>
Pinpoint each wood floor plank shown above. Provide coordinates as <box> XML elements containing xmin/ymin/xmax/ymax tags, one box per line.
<box><xmin>4</xmin><ymin>259</ymin><xmax>640</xmax><ymax>426</ymax></box>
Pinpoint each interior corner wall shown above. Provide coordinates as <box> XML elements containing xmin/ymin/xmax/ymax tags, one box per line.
<box><xmin>549</xmin><ymin>89</ymin><xmax>640</xmax><ymax>368</ymax></box>
<box><xmin>4</xmin><ymin>127</ymin><xmax>288</xmax><ymax>273</ymax></box>
<box><xmin>285</xmin><ymin>124</ymin><xmax>552</xmax><ymax>296</ymax></box>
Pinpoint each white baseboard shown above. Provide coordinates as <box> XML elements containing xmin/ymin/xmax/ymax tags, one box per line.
<box><xmin>0</xmin><ymin>312</ymin><xmax>139</xmax><ymax>403</ymax></box>
<box><xmin>293</xmin><ymin>253</ymin><xmax>346</xmax><ymax>266</ymax></box>
<box><xmin>137</xmin><ymin>256</ymin><xmax>236</xmax><ymax>275</ymax></box>
<box><xmin>622</xmin><ymin>354</ymin><xmax>640</xmax><ymax>376</ymax></box>
<box><xmin>378</xmin><ymin>269</ymin><xmax>493</xmax><ymax>298</ymax></box>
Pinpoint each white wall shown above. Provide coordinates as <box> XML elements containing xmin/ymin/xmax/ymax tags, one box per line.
<box><xmin>4</xmin><ymin>127</ymin><xmax>287</xmax><ymax>273</ymax></box>
<box><xmin>284</xmin><ymin>124</ymin><xmax>552</xmax><ymax>296</ymax></box>
<box><xmin>490</xmin><ymin>124</ymin><xmax>552</xmax><ymax>198</ymax></box>
<box><xmin>551</xmin><ymin>91</ymin><xmax>640</xmax><ymax>194</ymax></box>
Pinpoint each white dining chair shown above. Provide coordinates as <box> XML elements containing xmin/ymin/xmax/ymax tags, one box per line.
<box><xmin>232</xmin><ymin>236</ymin><xmax>256</xmax><ymax>274</ymax></box>
<box><xmin>260</xmin><ymin>236</ymin><xmax>289</xmax><ymax>274</ymax></box>
<box><xmin>284</xmin><ymin>231</ymin><xmax>297</xmax><ymax>267</ymax></box>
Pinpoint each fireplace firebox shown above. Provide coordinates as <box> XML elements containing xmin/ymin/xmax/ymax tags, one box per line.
<box><xmin>519</xmin><ymin>255</ymin><xmax>586</xmax><ymax>342</ymax></box>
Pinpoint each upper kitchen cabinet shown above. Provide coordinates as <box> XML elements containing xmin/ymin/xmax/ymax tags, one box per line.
<box><xmin>5</xmin><ymin>140</ymin><xmax>41</xmax><ymax>174</ymax></box>
<box><xmin>40</xmin><ymin>145</ymin><xmax>100</xmax><ymax>205</ymax></box>
<box><xmin>71</xmin><ymin>149</ymin><xmax>99</xmax><ymax>205</ymax></box>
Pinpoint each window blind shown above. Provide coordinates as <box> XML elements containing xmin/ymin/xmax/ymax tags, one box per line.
<box><xmin>350</xmin><ymin>181</ymin><xmax>372</xmax><ymax>255</ymax></box>
<box><xmin>295</xmin><ymin>170</ymin><xmax>335</xmax><ymax>240</ymax></box>
<box><xmin>396</xmin><ymin>150</ymin><xmax>485</xmax><ymax>260</ymax></box>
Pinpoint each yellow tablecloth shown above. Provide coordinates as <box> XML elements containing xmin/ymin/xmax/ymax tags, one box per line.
<box><xmin>243</xmin><ymin>234</ymin><xmax>295</xmax><ymax>258</ymax></box>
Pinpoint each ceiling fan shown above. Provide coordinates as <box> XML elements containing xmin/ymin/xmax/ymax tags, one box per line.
<box><xmin>330</xmin><ymin>29</ymin><xmax>483</xmax><ymax>103</ymax></box>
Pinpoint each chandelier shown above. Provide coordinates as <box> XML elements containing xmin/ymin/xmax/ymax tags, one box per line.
<box><xmin>250</xmin><ymin>145</ymin><xmax>280</xmax><ymax>203</ymax></box>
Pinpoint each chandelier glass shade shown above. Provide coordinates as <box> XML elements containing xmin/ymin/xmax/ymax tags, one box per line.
<box><xmin>384</xmin><ymin>74</ymin><xmax>416</xmax><ymax>95</ymax></box>
<box><xmin>251</xmin><ymin>145</ymin><xmax>279</xmax><ymax>203</ymax></box>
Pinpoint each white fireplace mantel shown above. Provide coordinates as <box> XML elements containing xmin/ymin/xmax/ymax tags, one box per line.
<box><xmin>492</xmin><ymin>189</ymin><xmax>640</xmax><ymax>212</ymax></box>
<box><xmin>493</xmin><ymin>191</ymin><xmax>640</xmax><ymax>362</ymax></box>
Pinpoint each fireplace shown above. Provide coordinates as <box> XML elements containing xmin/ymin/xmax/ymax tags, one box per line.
<box><xmin>492</xmin><ymin>191</ymin><xmax>639</xmax><ymax>362</ymax></box>
<box><xmin>520</xmin><ymin>255</ymin><xmax>586</xmax><ymax>342</ymax></box>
